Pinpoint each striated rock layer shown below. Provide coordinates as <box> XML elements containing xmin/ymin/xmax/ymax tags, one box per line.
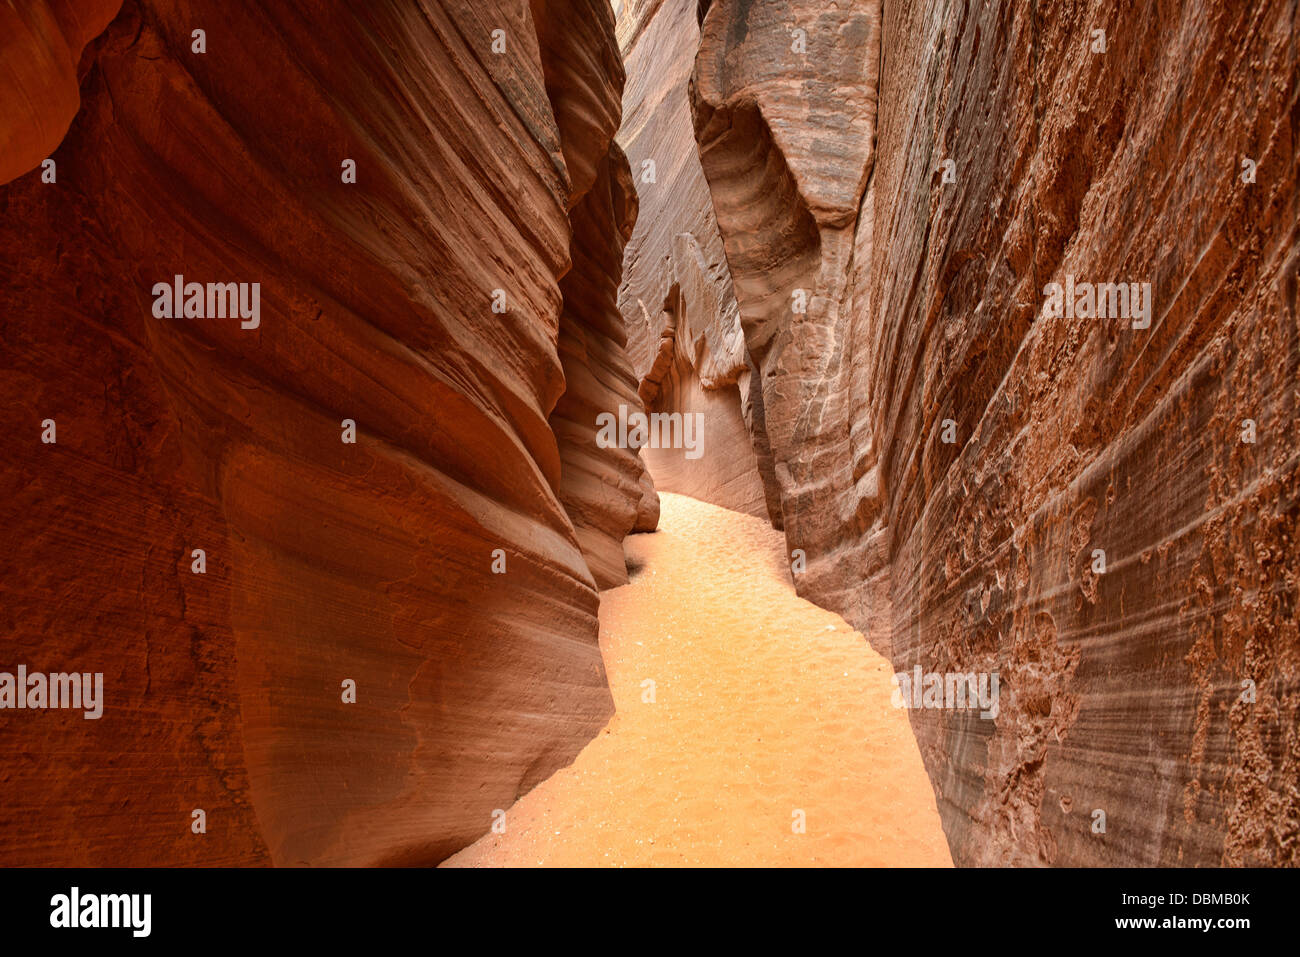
<box><xmin>615</xmin><ymin>0</ymin><xmax>771</xmax><ymax>521</ymax></box>
<box><xmin>0</xmin><ymin>0</ymin><xmax>651</xmax><ymax>866</ymax></box>
<box><xmin>549</xmin><ymin>141</ymin><xmax>656</xmax><ymax>589</ymax></box>
<box><xmin>682</xmin><ymin>0</ymin><xmax>1299</xmax><ymax>865</ymax></box>
<box><xmin>539</xmin><ymin>0</ymin><xmax>659</xmax><ymax>589</ymax></box>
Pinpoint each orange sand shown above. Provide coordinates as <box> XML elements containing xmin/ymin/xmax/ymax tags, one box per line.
<box><xmin>445</xmin><ymin>492</ymin><xmax>953</xmax><ymax>867</ymax></box>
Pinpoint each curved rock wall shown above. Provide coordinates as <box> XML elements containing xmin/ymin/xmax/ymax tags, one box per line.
<box><xmin>0</xmin><ymin>0</ymin><xmax>123</xmax><ymax>184</ymax></box>
<box><xmin>690</xmin><ymin>0</ymin><xmax>885</xmax><ymax>623</ymax></box>
<box><xmin>0</xmin><ymin>0</ymin><xmax>648</xmax><ymax>865</ymax></box>
<box><xmin>537</xmin><ymin>0</ymin><xmax>659</xmax><ymax>589</ymax></box>
<box><xmin>550</xmin><ymin>141</ymin><xmax>657</xmax><ymax>588</ymax></box>
<box><xmin>616</xmin><ymin>0</ymin><xmax>772</xmax><ymax>521</ymax></box>
<box><xmin>687</xmin><ymin>0</ymin><xmax>1299</xmax><ymax>865</ymax></box>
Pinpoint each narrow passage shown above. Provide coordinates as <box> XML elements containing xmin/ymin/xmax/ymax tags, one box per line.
<box><xmin>447</xmin><ymin>492</ymin><xmax>952</xmax><ymax>867</ymax></box>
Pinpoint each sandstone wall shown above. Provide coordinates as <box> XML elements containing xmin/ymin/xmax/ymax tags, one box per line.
<box><xmin>0</xmin><ymin>0</ymin><xmax>123</xmax><ymax>184</ymax></box>
<box><xmin>0</xmin><ymin>0</ymin><xmax>648</xmax><ymax>866</ymax></box>
<box><xmin>616</xmin><ymin>0</ymin><xmax>772</xmax><ymax>521</ymax></box>
<box><xmin>538</xmin><ymin>0</ymin><xmax>659</xmax><ymax>589</ymax></box>
<box><xmin>550</xmin><ymin>141</ymin><xmax>656</xmax><ymax>588</ymax></box>
<box><xmin>688</xmin><ymin>0</ymin><xmax>1299</xmax><ymax>865</ymax></box>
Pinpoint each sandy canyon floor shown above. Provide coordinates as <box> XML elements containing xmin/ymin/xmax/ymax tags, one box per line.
<box><xmin>446</xmin><ymin>493</ymin><xmax>952</xmax><ymax>867</ymax></box>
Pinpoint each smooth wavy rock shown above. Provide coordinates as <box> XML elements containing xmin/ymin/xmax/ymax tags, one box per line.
<box><xmin>550</xmin><ymin>141</ymin><xmax>658</xmax><ymax>589</ymax></box>
<box><xmin>0</xmin><ymin>0</ymin><xmax>648</xmax><ymax>866</ymax></box>
<box><xmin>0</xmin><ymin>0</ymin><xmax>122</xmax><ymax>185</ymax></box>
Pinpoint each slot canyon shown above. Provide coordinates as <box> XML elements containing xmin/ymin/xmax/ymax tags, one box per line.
<box><xmin>0</xmin><ymin>0</ymin><xmax>1296</xmax><ymax>873</ymax></box>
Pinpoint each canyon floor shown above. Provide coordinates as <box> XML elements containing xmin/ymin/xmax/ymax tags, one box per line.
<box><xmin>445</xmin><ymin>492</ymin><xmax>952</xmax><ymax>867</ymax></box>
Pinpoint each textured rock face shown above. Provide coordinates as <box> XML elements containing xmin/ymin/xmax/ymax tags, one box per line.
<box><xmin>615</xmin><ymin>0</ymin><xmax>771</xmax><ymax>521</ymax></box>
<box><xmin>686</xmin><ymin>0</ymin><xmax>1299</xmax><ymax>865</ymax></box>
<box><xmin>0</xmin><ymin>0</ymin><xmax>648</xmax><ymax>866</ymax></box>
<box><xmin>690</xmin><ymin>0</ymin><xmax>884</xmax><ymax>620</ymax></box>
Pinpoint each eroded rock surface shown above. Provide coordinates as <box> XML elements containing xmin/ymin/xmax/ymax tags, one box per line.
<box><xmin>0</xmin><ymin>0</ymin><xmax>648</xmax><ymax>866</ymax></box>
<box><xmin>615</xmin><ymin>0</ymin><xmax>771</xmax><ymax>520</ymax></box>
<box><xmin>686</xmin><ymin>0</ymin><xmax>1299</xmax><ymax>865</ymax></box>
<box><xmin>550</xmin><ymin>141</ymin><xmax>656</xmax><ymax>589</ymax></box>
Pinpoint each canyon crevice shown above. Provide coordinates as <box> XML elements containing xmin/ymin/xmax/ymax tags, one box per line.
<box><xmin>616</xmin><ymin>0</ymin><xmax>773</xmax><ymax>521</ymax></box>
<box><xmin>0</xmin><ymin>0</ymin><xmax>1296</xmax><ymax>869</ymax></box>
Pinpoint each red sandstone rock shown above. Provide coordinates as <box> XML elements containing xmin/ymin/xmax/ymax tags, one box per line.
<box><xmin>4</xmin><ymin>0</ymin><xmax>1295</xmax><ymax>873</ymax></box>
<box><xmin>688</xmin><ymin>0</ymin><xmax>1299</xmax><ymax>865</ymax></box>
<box><xmin>632</xmin><ymin>460</ymin><xmax>661</xmax><ymax>532</ymax></box>
<box><xmin>550</xmin><ymin>141</ymin><xmax>658</xmax><ymax>589</ymax></box>
<box><xmin>0</xmin><ymin>0</ymin><xmax>646</xmax><ymax>866</ymax></box>
<box><xmin>0</xmin><ymin>0</ymin><xmax>122</xmax><ymax>185</ymax></box>
<box><xmin>686</xmin><ymin>0</ymin><xmax>887</xmax><ymax>633</ymax></box>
